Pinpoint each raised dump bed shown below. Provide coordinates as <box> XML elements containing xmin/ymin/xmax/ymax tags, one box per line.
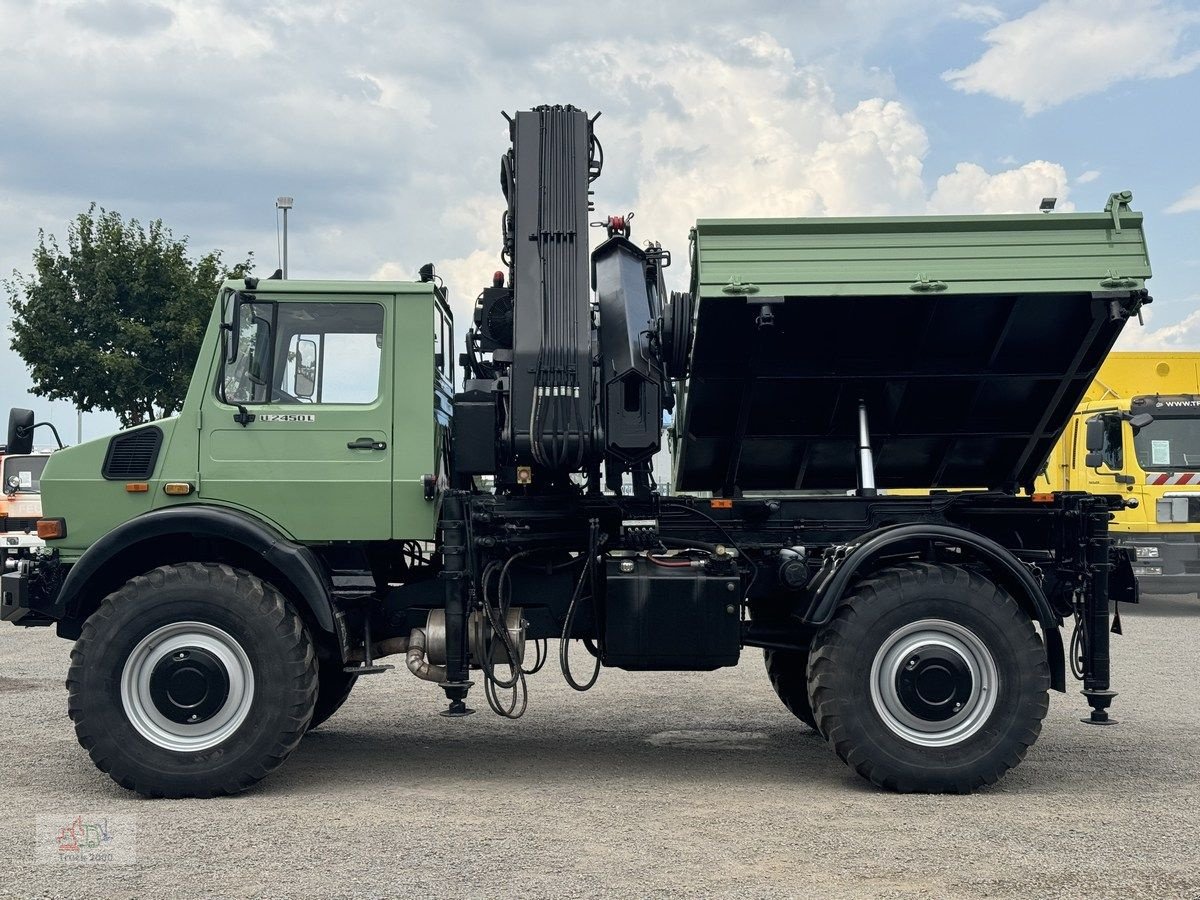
<box><xmin>673</xmin><ymin>195</ymin><xmax>1151</xmax><ymax>493</ymax></box>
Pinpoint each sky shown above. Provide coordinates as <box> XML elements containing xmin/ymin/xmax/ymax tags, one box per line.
<box><xmin>1</xmin><ymin>0</ymin><xmax>1198</xmax><ymax>443</ymax></box>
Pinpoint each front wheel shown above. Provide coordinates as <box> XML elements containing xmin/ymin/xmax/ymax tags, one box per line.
<box><xmin>68</xmin><ymin>563</ymin><xmax>318</xmax><ymax>798</ymax></box>
<box><xmin>808</xmin><ymin>562</ymin><xmax>1049</xmax><ymax>793</ymax></box>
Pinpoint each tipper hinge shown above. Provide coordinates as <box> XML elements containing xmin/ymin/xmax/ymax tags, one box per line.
<box><xmin>910</xmin><ymin>273</ymin><xmax>948</xmax><ymax>292</ymax></box>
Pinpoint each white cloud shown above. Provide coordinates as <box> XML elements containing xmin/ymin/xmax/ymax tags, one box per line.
<box><xmin>1117</xmin><ymin>303</ymin><xmax>1200</xmax><ymax>349</ymax></box>
<box><xmin>551</xmin><ymin>33</ymin><xmax>1059</xmax><ymax>264</ymax></box>
<box><xmin>943</xmin><ymin>0</ymin><xmax>1200</xmax><ymax>113</ymax></box>
<box><xmin>1166</xmin><ymin>184</ymin><xmax>1200</xmax><ymax>214</ymax></box>
<box><xmin>928</xmin><ymin>160</ymin><xmax>1073</xmax><ymax>214</ymax></box>
<box><xmin>368</xmin><ymin>34</ymin><xmax>1087</xmax><ymax>298</ymax></box>
<box><xmin>0</xmin><ymin>4</ymin><xmax>1102</xmax><ymax>420</ymax></box>
<box><xmin>1076</xmin><ymin>169</ymin><xmax>1101</xmax><ymax>184</ymax></box>
<box><xmin>953</xmin><ymin>4</ymin><xmax>1005</xmax><ymax>24</ymax></box>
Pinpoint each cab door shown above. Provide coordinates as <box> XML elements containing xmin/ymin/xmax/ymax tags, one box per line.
<box><xmin>199</xmin><ymin>293</ymin><xmax>393</xmax><ymax>542</ymax></box>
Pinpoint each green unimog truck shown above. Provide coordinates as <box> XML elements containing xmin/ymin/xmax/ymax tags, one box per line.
<box><xmin>2</xmin><ymin>105</ymin><xmax>1147</xmax><ymax>798</ymax></box>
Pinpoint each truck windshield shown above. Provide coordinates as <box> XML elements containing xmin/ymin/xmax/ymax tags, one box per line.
<box><xmin>1133</xmin><ymin>418</ymin><xmax>1200</xmax><ymax>471</ymax></box>
<box><xmin>2</xmin><ymin>455</ymin><xmax>49</xmax><ymax>493</ymax></box>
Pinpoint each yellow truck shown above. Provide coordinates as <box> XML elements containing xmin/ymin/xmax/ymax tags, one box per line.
<box><xmin>1035</xmin><ymin>352</ymin><xmax>1200</xmax><ymax>594</ymax></box>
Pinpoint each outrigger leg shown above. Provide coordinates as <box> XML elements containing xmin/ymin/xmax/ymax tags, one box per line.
<box><xmin>438</xmin><ymin>491</ymin><xmax>475</xmax><ymax>717</ymax></box>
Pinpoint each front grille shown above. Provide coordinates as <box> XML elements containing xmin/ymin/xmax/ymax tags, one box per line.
<box><xmin>101</xmin><ymin>427</ymin><xmax>163</xmax><ymax>480</ymax></box>
<box><xmin>0</xmin><ymin>517</ymin><xmax>37</xmax><ymax>533</ymax></box>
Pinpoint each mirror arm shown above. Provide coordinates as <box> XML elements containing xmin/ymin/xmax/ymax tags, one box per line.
<box><xmin>17</xmin><ymin>421</ymin><xmax>65</xmax><ymax>449</ymax></box>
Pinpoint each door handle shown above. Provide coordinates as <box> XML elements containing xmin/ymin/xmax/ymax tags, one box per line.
<box><xmin>347</xmin><ymin>438</ymin><xmax>387</xmax><ymax>451</ymax></box>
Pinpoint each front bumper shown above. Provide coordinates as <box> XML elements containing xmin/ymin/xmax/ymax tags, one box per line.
<box><xmin>1121</xmin><ymin>533</ymin><xmax>1200</xmax><ymax>595</ymax></box>
<box><xmin>1</xmin><ymin>533</ymin><xmax>45</xmax><ymax>553</ymax></box>
<box><xmin>0</xmin><ymin>569</ymin><xmax>49</xmax><ymax>625</ymax></box>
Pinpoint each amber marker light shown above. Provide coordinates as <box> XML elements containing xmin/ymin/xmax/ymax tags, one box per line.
<box><xmin>1031</xmin><ymin>493</ymin><xmax>1055</xmax><ymax>503</ymax></box>
<box><xmin>163</xmin><ymin>482</ymin><xmax>194</xmax><ymax>496</ymax></box>
<box><xmin>36</xmin><ymin>519</ymin><xmax>66</xmax><ymax>539</ymax></box>
<box><xmin>710</xmin><ymin>499</ymin><xmax>734</xmax><ymax>509</ymax></box>
<box><xmin>125</xmin><ymin>482</ymin><xmax>150</xmax><ymax>493</ymax></box>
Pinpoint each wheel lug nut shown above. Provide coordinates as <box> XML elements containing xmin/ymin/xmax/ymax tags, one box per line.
<box><xmin>906</xmin><ymin>656</ymin><xmax>919</xmax><ymax>670</ymax></box>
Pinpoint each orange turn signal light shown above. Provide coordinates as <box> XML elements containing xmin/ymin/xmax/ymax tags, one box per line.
<box><xmin>163</xmin><ymin>482</ymin><xmax>194</xmax><ymax>496</ymax></box>
<box><xmin>36</xmin><ymin>519</ymin><xmax>65</xmax><ymax>540</ymax></box>
<box><xmin>1031</xmin><ymin>492</ymin><xmax>1055</xmax><ymax>503</ymax></box>
<box><xmin>710</xmin><ymin>499</ymin><xmax>734</xmax><ymax>509</ymax></box>
<box><xmin>125</xmin><ymin>482</ymin><xmax>149</xmax><ymax>493</ymax></box>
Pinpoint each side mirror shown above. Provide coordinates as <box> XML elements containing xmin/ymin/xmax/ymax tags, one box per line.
<box><xmin>247</xmin><ymin>317</ymin><xmax>272</xmax><ymax>386</ymax></box>
<box><xmin>223</xmin><ymin>291</ymin><xmax>245</xmax><ymax>364</ymax></box>
<box><xmin>293</xmin><ymin>338</ymin><xmax>317</xmax><ymax>399</ymax></box>
<box><xmin>6</xmin><ymin>408</ymin><xmax>34</xmax><ymax>455</ymax></box>
<box><xmin>1085</xmin><ymin>451</ymin><xmax>1104</xmax><ymax>468</ymax></box>
<box><xmin>1129</xmin><ymin>412</ymin><xmax>1154</xmax><ymax>430</ymax></box>
<box><xmin>1084</xmin><ymin>417</ymin><xmax>1105</xmax><ymax>452</ymax></box>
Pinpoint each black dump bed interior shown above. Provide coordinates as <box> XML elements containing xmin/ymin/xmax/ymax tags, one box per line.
<box><xmin>676</xmin><ymin>291</ymin><xmax>1136</xmax><ymax>492</ymax></box>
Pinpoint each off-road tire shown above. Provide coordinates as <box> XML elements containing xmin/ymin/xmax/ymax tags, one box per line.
<box><xmin>67</xmin><ymin>563</ymin><xmax>318</xmax><ymax>798</ymax></box>
<box><xmin>763</xmin><ymin>646</ymin><xmax>819</xmax><ymax>731</ymax></box>
<box><xmin>310</xmin><ymin>664</ymin><xmax>358</xmax><ymax>730</ymax></box>
<box><xmin>808</xmin><ymin>562</ymin><xmax>1049</xmax><ymax>794</ymax></box>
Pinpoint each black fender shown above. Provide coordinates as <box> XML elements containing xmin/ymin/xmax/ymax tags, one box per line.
<box><xmin>803</xmin><ymin>523</ymin><xmax>1066</xmax><ymax>692</ymax></box>
<box><xmin>53</xmin><ymin>505</ymin><xmax>337</xmax><ymax>635</ymax></box>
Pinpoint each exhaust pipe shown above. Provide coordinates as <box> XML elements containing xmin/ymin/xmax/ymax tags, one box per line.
<box><xmin>406</xmin><ymin>628</ymin><xmax>448</xmax><ymax>684</ymax></box>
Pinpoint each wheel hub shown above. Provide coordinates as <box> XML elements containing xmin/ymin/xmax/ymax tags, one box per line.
<box><xmin>869</xmin><ymin>618</ymin><xmax>999</xmax><ymax>748</ymax></box>
<box><xmin>148</xmin><ymin>647</ymin><xmax>230</xmax><ymax>725</ymax></box>
<box><xmin>895</xmin><ymin>648</ymin><xmax>973</xmax><ymax>722</ymax></box>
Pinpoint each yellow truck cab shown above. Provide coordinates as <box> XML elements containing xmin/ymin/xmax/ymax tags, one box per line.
<box><xmin>1036</xmin><ymin>352</ymin><xmax>1200</xmax><ymax>594</ymax></box>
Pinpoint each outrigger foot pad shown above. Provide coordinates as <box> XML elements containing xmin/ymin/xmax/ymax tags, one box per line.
<box><xmin>1081</xmin><ymin>688</ymin><xmax>1118</xmax><ymax>726</ymax></box>
<box><xmin>440</xmin><ymin>698</ymin><xmax>475</xmax><ymax>718</ymax></box>
<box><xmin>439</xmin><ymin>680</ymin><xmax>475</xmax><ymax>717</ymax></box>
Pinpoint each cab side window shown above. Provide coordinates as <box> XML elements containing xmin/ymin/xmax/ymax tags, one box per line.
<box><xmin>434</xmin><ymin>303</ymin><xmax>452</xmax><ymax>383</ymax></box>
<box><xmin>224</xmin><ymin>301</ymin><xmax>385</xmax><ymax>405</ymax></box>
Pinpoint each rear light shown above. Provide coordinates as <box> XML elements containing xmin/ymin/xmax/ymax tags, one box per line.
<box><xmin>36</xmin><ymin>519</ymin><xmax>66</xmax><ymax>540</ymax></box>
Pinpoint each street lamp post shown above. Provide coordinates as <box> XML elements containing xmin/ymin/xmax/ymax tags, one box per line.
<box><xmin>276</xmin><ymin>196</ymin><xmax>294</xmax><ymax>278</ymax></box>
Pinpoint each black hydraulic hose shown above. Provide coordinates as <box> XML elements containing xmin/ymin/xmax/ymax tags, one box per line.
<box><xmin>560</xmin><ymin>519</ymin><xmax>603</xmax><ymax>691</ymax></box>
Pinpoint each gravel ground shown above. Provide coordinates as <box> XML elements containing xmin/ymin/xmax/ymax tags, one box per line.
<box><xmin>1</xmin><ymin>595</ymin><xmax>1198</xmax><ymax>899</ymax></box>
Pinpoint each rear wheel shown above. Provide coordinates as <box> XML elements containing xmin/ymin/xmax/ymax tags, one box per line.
<box><xmin>808</xmin><ymin>562</ymin><xmax>1049</xmax><ymax>793</ymax></box>
<box><xmin>68</xmin><ymin>563</ymin><xmax>318</xmax><ymax>798</ymax></box>
<box><xmin>763</xmin><ymin>646</ymin><xmax>819</xmax><ymax>731</ymax></box>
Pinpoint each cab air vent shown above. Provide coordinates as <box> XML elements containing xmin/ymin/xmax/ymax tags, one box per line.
<box><xmin>101</xmin><ymin>427</ymin><xmax>164</xmax><ymax>481</ymax></box>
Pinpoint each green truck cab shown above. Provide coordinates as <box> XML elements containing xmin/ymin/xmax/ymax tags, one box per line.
<box><xmin>36</xmin><ymin>278</ymin><xmax>450</xmax><ymax>561</ymax></box>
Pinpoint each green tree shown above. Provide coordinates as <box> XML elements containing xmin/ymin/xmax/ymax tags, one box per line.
<box><xmin>6</xmin><ymin>205</ymin><xmax>251</xmax><ymax>427</ymax></box>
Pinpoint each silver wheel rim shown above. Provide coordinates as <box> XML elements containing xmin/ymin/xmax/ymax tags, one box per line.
<box><xmin>869</xmin><ymin>618</ymin><xmax>998</xmax><ymax>748</ymax></box>
<box><xmin>120</xmin><ymin>621</ymin><xmax>255</xmax><ymax>752</ymax></box>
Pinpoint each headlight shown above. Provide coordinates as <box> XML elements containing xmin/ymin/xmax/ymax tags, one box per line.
<box><xmin>1135</xmin><ymin>546</ymin><xmax>1160</xmax><ymax>559</ymax></box>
